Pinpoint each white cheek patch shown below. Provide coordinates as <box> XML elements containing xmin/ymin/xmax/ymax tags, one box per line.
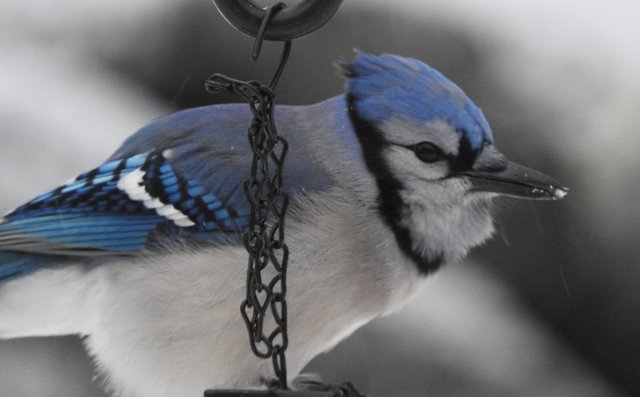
<box><xmin>117</xmin><ymin>168</ymin><xmax>195</xmax><ymax>227</ymax></box>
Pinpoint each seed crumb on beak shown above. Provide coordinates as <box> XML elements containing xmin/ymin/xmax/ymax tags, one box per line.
<box><xmin>553</xmin><ymin>188</ymin><xmax>568</xmax><ymax>200</ymax></box>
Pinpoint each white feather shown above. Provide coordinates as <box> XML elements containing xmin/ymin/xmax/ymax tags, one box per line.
<box><xmin>143</xmin><ymin>198</ymin><xmax>164</xmax><ymax>209</ymax></box>
<box><xmin>155</xmin><ymin>205</ymin><xmax>180</xmax><ymax>217</ymax></box>
<box><xmin>117</xmin><ymin>167</ymin><xmax>195</xmax><ymax>228</ymax></box>
<box><xmin>173</xmin><ymin>217</ymin><xmax>195</xmax><ymax>227</ymax></box>
<box><xmin>0</xmin><ymin>188</ymin><xmax>428</xmax><ymax>396</ymax></box>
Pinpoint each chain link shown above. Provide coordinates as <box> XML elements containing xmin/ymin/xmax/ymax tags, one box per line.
<box><xmin>205</xmin><ymin>71</ymin><xmax>290</xmax><ymax>389</ymax></box>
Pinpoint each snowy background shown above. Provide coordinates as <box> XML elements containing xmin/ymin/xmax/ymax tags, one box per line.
<box><xmin>1</xmin><ymin>0</ymin><xmax>638</xmax><ymax>395</ymax></box>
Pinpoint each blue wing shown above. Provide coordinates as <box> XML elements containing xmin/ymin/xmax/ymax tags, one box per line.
<box><xmin>0</xmin><ymin>103</ymin><xmax>333</xmax><ymax>282</ymax></box>
<box><xmin>0</xmin><ymin>149</ymin><xmax>249</xmax><ymax>259</ymax></box>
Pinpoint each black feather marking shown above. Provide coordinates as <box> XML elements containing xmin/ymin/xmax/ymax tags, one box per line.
<box><xmin>133</xmin><ymin>151</ymin><xmax>247</xmax><ymax>233</ymax></box>
<box><xmin>84</xmin><ymin>167</ymin><xmax>100</xmax><ymax>186</ymax></box>
<box><xmin>447</xmin><ymin>134</ymin><xmax>478</xmax><ymax>173</ymax></box>
<box><xmin>113</xmin><ymin>157</ymin><xmax>127</xmax><ymax>180</ymax></box>
<box><xmin>347</xmin><ymin>94</ymin><xmax>444</xmax><ymax>275</ymax></box>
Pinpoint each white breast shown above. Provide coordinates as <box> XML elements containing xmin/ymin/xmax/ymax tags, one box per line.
<box><xmin>0</xmin><ymin>187</ymin><xmax>429</xmax><ymax>397</ymax></box>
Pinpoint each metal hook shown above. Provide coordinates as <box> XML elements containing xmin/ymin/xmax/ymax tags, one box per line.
<box><xmin>247</xmin><ymin>3</ymin><xmax>292</xmax><ymax>90</ymax></box>
<box><xmin>251</xmin><ymin>2</ymin><xmax>287</xmax><ymax>61</ymax></box>
<box><xmin>269</xmin><ymin>41</ymin><xmax>291</xmax><ymax>90</ymax></box>
<box><xmin>213</xmin><ymin>0</ymin><xmax>344</xmax><ymax>42</ymax></box>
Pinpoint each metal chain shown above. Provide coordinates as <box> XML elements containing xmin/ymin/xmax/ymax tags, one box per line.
<box><xmin>205</xmin><ymin>46</ymin><xmax>291</xmax><ymax>388</ymax></box>
<box><xmin>204</xmin><ymin>2</ymin><xmax>354</xmax><ymax>396</ymax></box>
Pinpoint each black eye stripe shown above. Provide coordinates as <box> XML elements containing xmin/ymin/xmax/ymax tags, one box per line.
<box><xmin>388</xmin><ymin>141</ymin><xmax>443</xmax><ymax>163</ymax></box>
<box><xmin>387</xmin><ymin>137</ymin><xmax>481</xmax><ymax>176</ymax></box>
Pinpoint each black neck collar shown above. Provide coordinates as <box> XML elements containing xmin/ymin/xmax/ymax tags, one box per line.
<box><xmin>346</xmin><ymin>94</ymin><xmax>444</xmax><ymax>275</ymax></box>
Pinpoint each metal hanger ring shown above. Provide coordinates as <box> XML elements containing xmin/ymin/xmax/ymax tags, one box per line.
<box><xmin>213</xmin><ymin>0</ymin><xmax>344</xmax><ymax>41</ymax></box>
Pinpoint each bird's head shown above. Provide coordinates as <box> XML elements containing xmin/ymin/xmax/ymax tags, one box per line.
<box><xmin>342</xmin><ymin>52</ymin><xmax>567</xmax><ymax>274</ymax></box>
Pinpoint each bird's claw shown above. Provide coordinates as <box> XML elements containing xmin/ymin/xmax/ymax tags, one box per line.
<box><xmin>292</xmin><ymin>374</ymin><xmax>366</xmax><ymax>396</ymax></box>
<box><xmin>331</xmin><ymin>381</ymin><xmax>366</xmax><ymax>397</ymax></box>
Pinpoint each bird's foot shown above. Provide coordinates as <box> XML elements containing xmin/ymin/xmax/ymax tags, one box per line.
<box><xmin>292</xmin><ymin>373</ymin><xmax>366</xmax><ymax>397</ymax></box>
<box><xmin>260</xmin><ymin>376</ymin><xmax>286</xmax><ymax>390</ymax></box>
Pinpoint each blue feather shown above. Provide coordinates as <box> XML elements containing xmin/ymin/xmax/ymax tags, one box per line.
<box><xmin>346</xmin><ymin>52</ymin><xmax>493</xmax><ymax>150</ymax></box>
<box><xmin>0</xmin><ymin>98</ymin><xmax>333</xmax><ymax>282</ymax></box>
<box><xmin>1</xmin><ymin>149</ymin><xmax>251</xmax><ymax>260</ymax></box>
<box><xmin>0</xmin><ymin>252</ymin><xmax>52</xmax><ymax>282</ymax></box>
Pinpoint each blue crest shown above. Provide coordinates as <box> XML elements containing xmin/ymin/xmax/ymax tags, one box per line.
<box><xmin>345</xmin><ymin>52</ymin><xmax>493</xmax><ymax>150</ymax></box>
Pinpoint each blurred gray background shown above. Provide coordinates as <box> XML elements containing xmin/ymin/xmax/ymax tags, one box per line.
<box><xmin>0</xmin><ymin>0</ymin><xmax>638</xmax><ymax>396</ymax></box>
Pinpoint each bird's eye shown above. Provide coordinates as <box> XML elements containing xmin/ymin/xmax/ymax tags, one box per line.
<box><xmin>412</xmin><ymin>142</ymin><xmax>441</xmax><ymax>163</ymax></box>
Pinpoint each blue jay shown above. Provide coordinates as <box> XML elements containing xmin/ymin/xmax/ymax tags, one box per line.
<box><xmin>0</xmin><ymin>52</ymin><xmax>566</xmax><ymax>396</ymax></box>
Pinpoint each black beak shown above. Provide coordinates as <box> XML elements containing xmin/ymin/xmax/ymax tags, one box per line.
<box><xmin>460</xmin><ymin>146</ymin><xmax>568</xmax><ymax>201</ymax></box>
